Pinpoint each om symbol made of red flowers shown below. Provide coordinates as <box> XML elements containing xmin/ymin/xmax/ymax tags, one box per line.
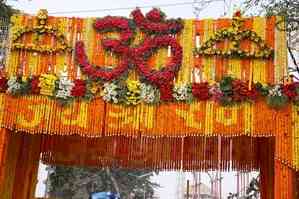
<box><xmin>75</xmin><ymin>8</ymin><xmax>183</xmax><ymax>90</ymax></box>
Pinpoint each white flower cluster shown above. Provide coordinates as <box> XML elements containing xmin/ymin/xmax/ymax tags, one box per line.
<box><xmin>101</xmin><ymin>82</ymin><xmax>119</xmax><ymax>103</ymax></box>
<box><xmin>140</xmin><ymin>83</ymin><xmax>158</xmax><ymax>104</ymax></box>
<box><xmin>7</xmin><ymin>77</ymin><xmax>21</xmax><ymax>94</ymax></box>
<box><xmin>268</xmin><ymin>85</ymin><xmax>283</xmax><ymax>97</ymax></box>
<box><xmin>173</xmin><ymin>84</ymin><xmax>192</xmax><ymax>101</ymax></box>
<box><xmin>56</xmin><ymin>71</ymin><xmax>74</xmax><ymax>99</ymax></box>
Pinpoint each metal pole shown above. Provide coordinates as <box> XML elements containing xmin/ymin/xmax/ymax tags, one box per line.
<box><xmin>186</xmin><ymin>180</ymin><xmax>190</xmax><ymax>199</ymax></box>
<box><xmin>198</xmin><ymin>173</ymin><xmax>201</xmax><ymax>198</ymax></box>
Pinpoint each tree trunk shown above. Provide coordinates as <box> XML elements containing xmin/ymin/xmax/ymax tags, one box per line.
<box><xmin>105</xmin><ymin>168</ymin><xmax>121</xmax><ymax>197</ymax></box>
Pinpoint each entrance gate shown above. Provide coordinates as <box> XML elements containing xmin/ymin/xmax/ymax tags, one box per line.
<box><xmin>0</xmin><ymin>9</ymin><xmax>298</xmax><ymax>198</ymax></box>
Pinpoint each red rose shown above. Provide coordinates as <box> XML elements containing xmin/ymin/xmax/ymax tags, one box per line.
<box><xmin>30</xmin><ymin>76</ymin><xmax>40</xmax><ymax>94</ymax></box>
<box><xmin>159</xmin><ymin>84</ymin><xmax>173</xmax><ymax>101</ymax></box>
<box><xmin>282</xmin><ymin>83</ymin><xmax>299</xmax><ymax>100</ymax></box>
<box><xmin>192</xmin><ymin>82</ymin><xmax>210</xmax><ymax>100</ymax></box>
<box><xmin>234</xmin><ymin>10</ymin><xmax>242</xmax><ymax>17</ymax></box>
<box><xmin>0</xmin><ymin>77</ymin><xmax>7</xmax><ymax>92</ymax></box>
<box><xmin>246</xmin><ymin>87</ymin><xmax>259</xmax><ymax>101</ymax></box>
<box><xmin>232</xmin><ymin>80</ymin><xmax>259</xmax><ymax>102</ymax></box>
<box><xmin>146</xmin><ymin>8</ymin><xmax>165</xmax><ymax>22</ymax></box>
<box><xmin>71</xmin><ymin>79</ymin><xmax>86</xmax><ymax>97</ymax></box>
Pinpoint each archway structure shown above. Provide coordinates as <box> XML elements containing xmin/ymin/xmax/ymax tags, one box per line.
<box><xmin>0</xmin><ymin>9</ymin><xmax>298</xmax><ymax>198</ymax></box>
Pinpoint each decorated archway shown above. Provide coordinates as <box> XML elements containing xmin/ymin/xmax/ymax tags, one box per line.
<box><xmin>0</xmin><ymin>8</ymin><xmax>298</xmax><ymax>198</ymax></box>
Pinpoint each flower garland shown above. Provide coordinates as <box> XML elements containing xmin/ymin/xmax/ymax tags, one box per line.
<box><xmin>75</xmin><ymin>41</ymin><xmax>130</xmax><ymax>81</ymax></box>
<box><xmin>194</xmin><ymin>11</ymin><xmax>274</xmax><ymax>59</ymax></box>
<box><xmin>75</xmin><ymin>8</ymin><xmax>183</xmax><ymax>98</ymax></box>
<box><xmin>11</xmin><ymin>9</ymin><xmax>71</xmax><ymax>54</ymax></box>
<box><xmin>0</xmin><ymin>74</ymin><xmax>298</xmax><ymax>109</ymax></box>
<box><xmin>131</xmin><ymin>8</ymin><xmax>183</xmax><ymax>35</ymax></box>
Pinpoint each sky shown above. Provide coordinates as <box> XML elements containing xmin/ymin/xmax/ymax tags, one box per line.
<box><xmin>6</xmin><ymin>0</ymin><xmax>255</xmax><ymax>198</ymax></box>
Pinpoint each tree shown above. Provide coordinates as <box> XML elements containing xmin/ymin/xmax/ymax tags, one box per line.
<box><xmin>0</xmin><ymin>0</ymin><xmax>17</xmax><ymax>21</ymax></box>
<box><xmin>245</xmin><ymin>176</ymin><xmax>260</xmax><ymax>199</ymax></box>
<box><xmin>227</xmin><ymin>176</ymin><xmax>260</xmax><ymax>199</ymax></box>
<box><xmin>243</xmin><ymin>0</ymin><xmax>298</xmax><ymax>71</ymax></box>
<box><xmin>47</xmin><ymin>165</ymin><xmax>159</xmax><ymax>199</ymax></box>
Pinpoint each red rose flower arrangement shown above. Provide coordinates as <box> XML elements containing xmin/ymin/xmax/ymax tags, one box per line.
<box><xmin>134</xmin><ymin>35</ymin><xmax>182</xmax><ymax>98</ymax></box>
<box><xmin>145</xmin><ymin>8</ymin><xmax>165</xmax><ymax>22</ymax></box>
<box><xmin>93</xmin><ymin>16</ymin><xmax>135</xmax><ymax>43</ymax></box>
<box><xmin>71</xmin><ymin>79</ymin><xmax>87</xmax><ymax>97</ymax></box>
<box><xmin>192</xmin><ymin>82</ymin><xmax>210</xmax><ymax>101</ymax></box>
<box><xmin>131</xmin><ymin>8</ymin><xmax>183</xmax><ymax>35</ymax></box>
<box><xmin>75</xmin><ymin>15</ymin><xmax>134</xmax><ymax>81</ymax></box>
<box><xmin>159</xmin><ymin>83</ymin><xmax>174</xmax><ymax>101</ymax></box>
<box><xmin>75</xmin><ymin>8</ymin><xmax>183</xmax><ymax>101</ymax></box>
<box><xmin>30</xmin><ymin>76</ymin><xmax>40</xmax><ymax>94</ymax></box>
<box><xmin>232</xmin><ymin>79</ymin><xmax>259</xmax><ymax>102</ymax></box>
<box><xmin>75</xmin><ymin>41</ymin><xmax>130</xmax><ymax>81</ymax></box>
<box><xmin>282</xmin><ymin>82</ymin><xmax>299</xmax><ymax>101</ymax></box>
<box><xmin>0</xmin><ymin>77</ymin><xmax>8</xmax><ymax>92</ymax></box>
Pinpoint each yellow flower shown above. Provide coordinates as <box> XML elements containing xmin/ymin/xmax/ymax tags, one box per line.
<box><xmin>125</xmin><ymin>80</ymin><xmax>141</xmax><ymax>105</ymax></box>
<box><xmin>22</xmin><ymin>76</ymin><xmax>28</xmax><ymax>83</ymax></box>
<box><xmin>39</xmin><ymin>74</ymin><xmax>57</xmax><ymax>96</ymax></box>
<box><xmin>127</xmin><ymin>80</ymin><xmax>140</xmax><ymax>92</ymax></box>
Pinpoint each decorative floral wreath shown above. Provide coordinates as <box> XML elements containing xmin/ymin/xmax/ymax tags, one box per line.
<box><xmin>75</xmin><ymin>8</ymin><xmax>183</xmax><ymax>98</ymax></box>
<box><xmin>195</xmin><ymin>11</ymin><xmax>274</xmax><ymax>59</ymax></box>
<box><xmin>11</xmin><ymin>9</ymin><xmax>71</xmax><ymax>54</ymax></box>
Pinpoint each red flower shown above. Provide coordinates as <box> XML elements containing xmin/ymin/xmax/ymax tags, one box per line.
<box><xmin>232</xmin><ymin>80</ymin><xmax>259</xmax><ymax>102</ymax></box>
<box><xmin>234</xmin><ymin>10</ymin><xmax>242</xmax><ymax>17</ymax></box>
<box><xmin>71</xmin><ymin>79</ymin><xmax>86</xmax><ymax>97</ymax></box>
<box><xmin>192</xmin><ymin>82</ymin><xmax>210</xmax><ymax>100</ymax></box>
<box><xmin>134</xmin><ymin>36</ymin><xmax>182</xmax><ymax>88</ymax></box>
<box><xmin>94</xmin><ymin>16</ymin><xmax>133</xmax><ymax>43</ymax></box>
<box><xmin>76</xmin><ymin>8</ymin><xmax>183</xmax><ymax>90</ymax></box>
<box><xmin>146</xmin><ymin>8</ymin><xmax>165</xmax><ymax>22</ymax></box>
<box><xmin>30</xmin><ymin>76</ymin><xmax>40</xmax><ymax>94</ymax></box>
<box><xmin>75</xmin><ymin>41</ymin><xmax>129</xmax><ymax>81</ymax></box>
<box><xmin>282</xmin><ymin>83</ymin><xmax>299</xmax><ymax>100</ymax></box>
<box><xmin>159</xmin><ymin>84</ymin><xmax>173</xmax><ymax>101</ymax></box>
<box><xmin>0</xmin><ymin>77</ymin><xmax>7</xmax><ymax>92</ymax></box>
<box><xmin>131</xmin><ymin>8</ymin><xmax>183</xmax><ymax>35</ymax></box>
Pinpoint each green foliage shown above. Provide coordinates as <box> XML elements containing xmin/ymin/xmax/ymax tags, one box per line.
<box><xmin>227</xmin><ymin>176</ymin><xmax>260</xmax><ymax>199</ymax></box>
<box><xmin>266</xmin><ymin>94</ymin><xmax>288</xmax><ymax>108</ymax></box>
<box><xmin>0</xmin><ymin>0</ymin><xmax>17</xmax><ymax>22</ymax></box>
<box><xmin>219</xmin><ymin>76</ymin><xmax>234</xmax><ymax>105</ymax></box>
<box><xmin>48</xmin><ymin>166</ymin><xmax>159</xmax><ymax>199</ymax></box>
<box><xmin>243</xmin><ymin>0</ymin><xmax>298</xmax><ymax>32</ymax></box>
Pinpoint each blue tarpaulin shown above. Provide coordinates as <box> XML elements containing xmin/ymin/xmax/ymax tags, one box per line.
<box><xmin>90</xmin><ymin>192</ymin><xmax>120</xmax><ymax>199</ymax></box>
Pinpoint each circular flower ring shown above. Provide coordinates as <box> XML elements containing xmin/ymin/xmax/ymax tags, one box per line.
<box><xmin>134</xmin><ymin>35</ymin><xmax>182</xmax><ymax>87</ymax></box>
